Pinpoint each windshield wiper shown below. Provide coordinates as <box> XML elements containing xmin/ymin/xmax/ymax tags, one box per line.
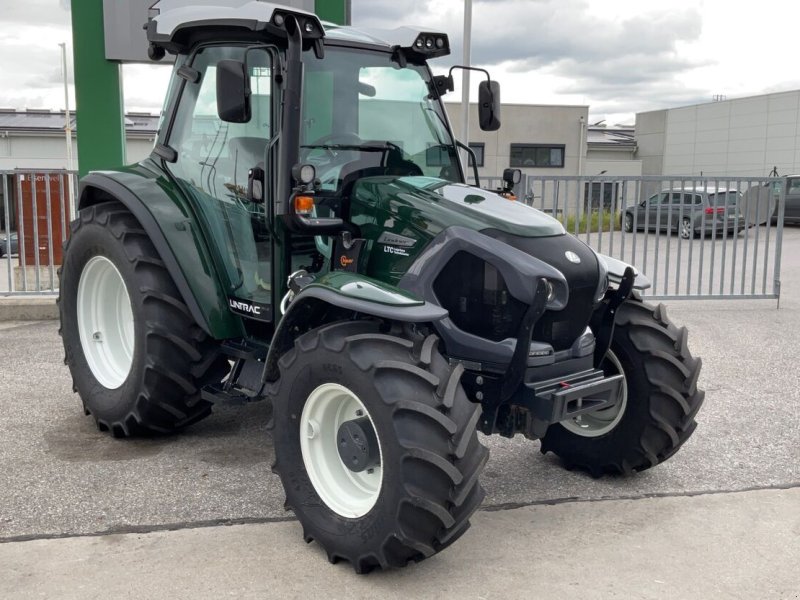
<box><xmin>300</xmin><ymin>142</ymin><xmax>395</xmax><ymax>152</ymax></box>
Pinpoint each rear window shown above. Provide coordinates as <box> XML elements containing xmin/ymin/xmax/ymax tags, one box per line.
<box><xmin>709</xmin><ymin>191</ymin><xmax>739</xmax><ymax>206</ymax></box>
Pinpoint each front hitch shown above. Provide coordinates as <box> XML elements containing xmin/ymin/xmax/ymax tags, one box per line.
<box><xmin>462</xmin><ymin>277</ymin><xmax>549</xmax><ymax>435</ymax></box>
<box><xmin>591</xmin><ymin>266</ymin><xmax>635</xmax><ymax>367</ymax></box>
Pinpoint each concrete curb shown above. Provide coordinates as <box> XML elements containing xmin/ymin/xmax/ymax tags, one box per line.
<box><xmin>0</xmin><ymin>295</ymin><xmax>58</xmax><ymax>321</ymax></box>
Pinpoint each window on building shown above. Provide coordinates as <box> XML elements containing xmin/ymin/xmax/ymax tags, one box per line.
<box><xmin>468</xmin><ymin>142</ymin><xmax>485</xmax><ymax>167</ymax></box>
<box><xmin>509</xmin><ymin>144</ymin><xmax>565</xmax><ymax>168</ymax></box>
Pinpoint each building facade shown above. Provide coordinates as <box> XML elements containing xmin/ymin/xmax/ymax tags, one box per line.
<box><xmin>635</xmin><ymin>90</ymin><xmax>800</xmax><ymax>178</ymax></box>
<box><xmin>446</xmin><ymin>102</ymin><xmax>641</xmax><ymax>181</ymax></box>
<box><xmin>0</xmin><ymin>109</ymin><xmax>157</xmax><ymax>172</ymax></box>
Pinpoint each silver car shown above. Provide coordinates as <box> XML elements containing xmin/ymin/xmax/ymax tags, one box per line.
<box><xmin>779</xmin><ymin>176</ymin><xmax>800</xmax><ymax>224</ymax></box>
<box><xmin>623</xmin><ymin>187</ymin><xmax>745</xmax><ymax>239</ymax></box>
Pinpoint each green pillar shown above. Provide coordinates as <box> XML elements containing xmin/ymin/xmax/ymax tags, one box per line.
<box><xmin>315</xmin><ymin>0</ymin><xmax>349</xmax><ymax>25</ymax></box>
<box><xmin>70</xmin><ymin>0</ymin><xmax>126</xmax><ymax>176</ymax></box>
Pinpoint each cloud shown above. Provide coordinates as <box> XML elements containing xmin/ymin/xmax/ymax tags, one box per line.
<box><xmin>0</xmin><ymin>0</ymin><xmax>748</xmax><ymax>127</ymax></box>
<box><xmin>469</xmin><ymin>1</ymin><xmax>702</xmax><ymax>67</ymax></box>
<box><xmin>350</xmin><ymin>0</ymin><xmax>710</xmax><ymax>121</ymax></box>
<box><xmin>351</xmin><ymin>0</ymin><xmax>434</xmax><ymax>27</ymax></box>
<box><xmin>0</xmin><ymin>95</ymin><xmax>47</xmax><ymax>109</ymax></box>
<box><xmin>3</xmin><ymin>0</ymin><xmax>70</xmax><ymax>25</ymax></box>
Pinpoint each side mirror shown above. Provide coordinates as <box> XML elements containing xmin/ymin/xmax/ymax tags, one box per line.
<box><xmin>216</xmin><ymin>60</ymin><xmax>251</xmax><ymax>123</ymax></box>
<box><xmin>247</xmin><ymin>166</ymin><xmax>265</xmax><ymax>203</ymax></box>
<box><xmin>478</xmin><ymin>80</ymin><xmax>501</xmax><ymax>131</ymax></box>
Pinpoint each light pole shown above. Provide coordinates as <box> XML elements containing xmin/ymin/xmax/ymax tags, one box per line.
<box><xmin>460</xmin><ymin>0</ymin><xmax>472</xmax><ymax>171</ymax></box>
<box><xmin>59</xmin><ymin>42</ymin><xmax>76</xmax><ymax>215</ymax></box>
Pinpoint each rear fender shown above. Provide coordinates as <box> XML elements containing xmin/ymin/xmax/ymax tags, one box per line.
<box><xmin>78</xmin><ymin>168</ymin><xmax>242</xmax><ymax>339</ymax></box>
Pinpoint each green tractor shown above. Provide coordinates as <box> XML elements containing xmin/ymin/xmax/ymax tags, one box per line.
<box><xmin>58</xmin><ymin>2</ymin><xmax>704</xmax><ymax>573</ymax></box>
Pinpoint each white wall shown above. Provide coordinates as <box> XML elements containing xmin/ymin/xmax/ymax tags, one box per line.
<box><xmin>585</xmin><ymin>159</ymin><xmax>642</xmax><ymax>176</ymax></box>
<box><xmin>0</xmin><ymin>134</ymin><xmax>156</xmax><ymax>171</ymax></box>
<box><xmin>445</xmin><ymin>102</ymin><xmax>589</xmax><ymax>177</ymax></box>
<box><xmin>641</xmin><ymin>90</ymin><xmax>800</xmax><ymax>177</ymax></box>
<box><xmin>634</xmin><ymin>109</ymin><xmax>667</xmax><ymax>176</ymax></box>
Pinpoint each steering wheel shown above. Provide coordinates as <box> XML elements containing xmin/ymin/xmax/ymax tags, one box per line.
<box><xmin>303</xmin><ymin>132</ymin><xmax>364</xmax><ymax>160</ymax></box>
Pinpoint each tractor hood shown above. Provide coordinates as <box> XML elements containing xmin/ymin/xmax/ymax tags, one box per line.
<box><xmin>352</xmin><ymin>175</ymin><xmax>566</xmax><ymax>239</ymax></box>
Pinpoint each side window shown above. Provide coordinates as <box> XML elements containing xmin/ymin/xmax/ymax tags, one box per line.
<box><xmin>167</xmin><ymin>45</ymin><xmax>274</xmax><ymax>309</ymax></box>
<box><xmin>788</xmin><ymin>178</ymin><xmax>800</xmax><ymax>194</ymax></box>
<box><xmin>169</xmin><ymin>46</ymin><xmax>272</xmax><ymax>198</ymax></box>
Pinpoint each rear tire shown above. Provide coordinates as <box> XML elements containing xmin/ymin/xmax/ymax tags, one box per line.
<box><xmin>269</xmin><ymin>321</ymin><xmax>488</xmax><ymax>573</ymax></box>
<box><xmin>680</xmin><ymin>216</ymin><xmax>693</xmax><ymax>239</ymax></box>
<box><xmin>59</xmin><ymin>201</ymin><xmax>229</xmax><ymax>436</ymax></box>
<box><xmin>541</xmin><ymin>299</ymin><xmax>704</xmax><ymax>476</ymax></box>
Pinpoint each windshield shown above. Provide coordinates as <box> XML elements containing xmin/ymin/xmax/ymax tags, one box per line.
<box><xmin>301</xmin><ymin>46</ymin><xmax>461</xmax><ymax>192</ymax></box>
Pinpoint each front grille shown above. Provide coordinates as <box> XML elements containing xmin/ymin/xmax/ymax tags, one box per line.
<box><xmin>484</xmin><ymin>229</ymin><xmax>600</xmax><ymax>351</ymax></box>
<box><xmin>433</xmin><ymin>251</ymin><xmax>527</xmax><ymax>342</ymax></box>
<box><xmin>532</xmin><ymin>285</ymin><xmax>595</xmax><ymax>350</ymax></box>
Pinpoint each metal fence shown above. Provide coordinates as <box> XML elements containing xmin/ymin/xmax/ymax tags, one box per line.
<box><xmin>1</xmin><ymin>170</ymin><xmax>78</xmax><ymax>295</ymax></box>
<box><xmin>1</xmin><ymin>170</ymin><xmax>785</xmax><ymax>304</ymax></box>
<box><xmin>520</xmin><ymin>175</ymin><xmax>784</xmax><ymax>302</ymax></box>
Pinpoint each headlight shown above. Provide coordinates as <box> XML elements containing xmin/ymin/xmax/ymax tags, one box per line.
<box><xmin>595</xmin><ymin>254</ymin><xmax>609</xmax><ymax>302</ymax></box>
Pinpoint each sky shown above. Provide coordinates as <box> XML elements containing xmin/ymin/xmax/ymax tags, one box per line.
<box><xmin>2</xmin><ymin>0</ymin><xmax>800</xmax><ymax>126</ymax></box>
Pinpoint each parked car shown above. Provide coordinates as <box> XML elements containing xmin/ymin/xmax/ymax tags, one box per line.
<box><xmin>774</xmin><ymin>175</ymin><xmax>800</xmax><ymax>225</ymax></box>
<box><xmin>0</xmin><ymin>231</ymin><xmax>18</xmax><ymax>257</ymax></box>
<box><xmin>622</xmin><ymin>187</ymin><xmax>745</xmax><ymax>239</ymax></box>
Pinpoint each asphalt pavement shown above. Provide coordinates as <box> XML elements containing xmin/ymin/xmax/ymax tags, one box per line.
<box><xmin>1</xmin><ymin>228</ymin><xmax>799</xmax><ymax>597</ymax></box>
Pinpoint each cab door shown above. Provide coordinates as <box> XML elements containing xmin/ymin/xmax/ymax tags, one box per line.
<box><xmin>164</xmin><ymin>44</ymin><xmax>276</xmax><ymax>321</ymax></box>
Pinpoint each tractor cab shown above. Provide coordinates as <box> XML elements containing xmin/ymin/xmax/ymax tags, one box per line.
<box><xmin>146</xmin><ymin>1</ymin><xmax>500</xmax><ymax>325</ymax></box>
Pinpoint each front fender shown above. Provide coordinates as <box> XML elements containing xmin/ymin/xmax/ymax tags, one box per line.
<box><xmin>300</xmin><ymin>271</ymin><xmax>448</xmax><ymax>322</ymax></box>
<box><xmin>597</xmin><ymin>253</ymin><xmax>652</xmax><ymax>290</ymax></box>
<box><xmin>263</xmin><ymin>271</ymin><xmax>446</xmax><ymax>381</ymax></box>
<box><xmin>78</xmin><ymin>164</ymin><xmax>242</xmax><ymax>339</ymax></box>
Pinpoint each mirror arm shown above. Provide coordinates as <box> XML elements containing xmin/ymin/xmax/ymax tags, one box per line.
<box><xmin>448</xmin><ymin>65</ymin><xmax>493</xmax><ymax>84</ymax></box>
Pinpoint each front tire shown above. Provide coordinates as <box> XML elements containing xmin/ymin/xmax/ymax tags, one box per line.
<box><xmin>269</xmin><ymin>321</ymin><xmax>488</xmax><ymax>573</ymax></box>
<box><xmin>623</xmin><ymin>212</ymin><xmax>634</xmax><ymax>233</ymax></box>
<box><xmin>59</xmin><ymin>201</ymin><xmax>228</xmax><ymax>436</ymax></box>
<box><xmin>541</xmin><ymin>299</ymin><xmax>704</xmax><ymax>476</ymax></box>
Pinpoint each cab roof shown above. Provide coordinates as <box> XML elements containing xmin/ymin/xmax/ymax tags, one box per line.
<box><xmin>147</xmin><ymin>1</ymin><xmax>449</xmax><ymax>59</ymax></box>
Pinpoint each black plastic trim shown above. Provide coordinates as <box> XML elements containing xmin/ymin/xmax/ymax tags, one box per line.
<box><xmin>153</xmin><ymin>144</ymin><xmax>178</xmax><ymax>163</ymax></box>
<box><xmin>177</xmin><ymin>65</ymin><xmax>201</xmax><ymax>83</ymax></box>
<box><xmin>398</xmin><ymin>226</ymin><xmax>568</xmax><ymax>366</ymax></box>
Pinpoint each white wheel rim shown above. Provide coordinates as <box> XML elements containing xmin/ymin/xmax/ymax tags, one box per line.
<box><xmin>561</xmin><ymin>351</ymin><xmax>628</xmax><ymax>438</ymax></box>
<box><xmin>300</xmin><ymin>383</ymin><xmax>383</xmax><ymax>518</ymax></box>
<box><xmin>76</xmin><ymin>255</ymin><xmax>135</xmax><ymax>390</ymax></box>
